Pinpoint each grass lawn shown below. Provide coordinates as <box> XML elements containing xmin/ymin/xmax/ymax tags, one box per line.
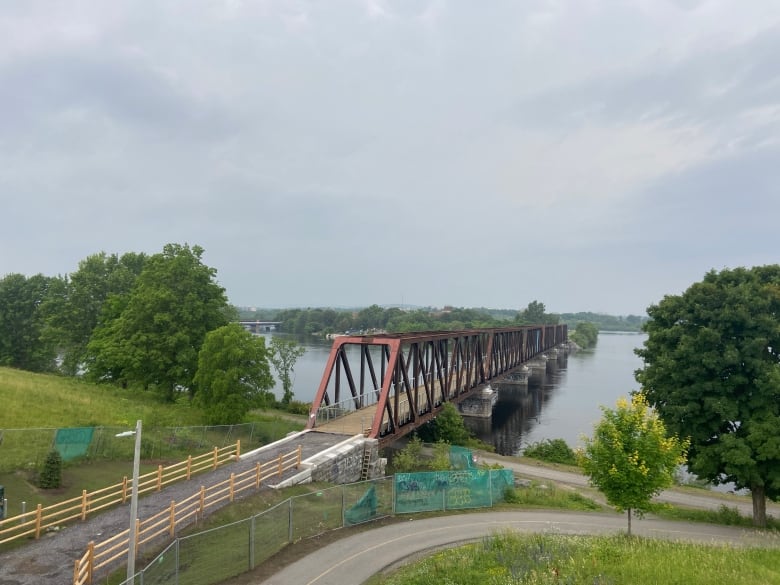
<box><xmin>369</xmin><ymin>532</ymin><xmax>780</xmax><ymax>585</ymax></box>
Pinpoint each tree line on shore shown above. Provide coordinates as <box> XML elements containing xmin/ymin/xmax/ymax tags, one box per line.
<box><xmin>0</xmin><ymin>243</ymin><xmax>305</xmax><ymax>424</ymax></box>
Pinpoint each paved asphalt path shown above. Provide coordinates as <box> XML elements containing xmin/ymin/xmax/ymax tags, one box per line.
<box><xmin>0</xmin><ymin>431</ymin><xmax>350</xmax><ymax>585</ymax></box>
<box><xmin>259</xmin><ymin>451</ymin><xmax>780</xmax><ymax>585</ymax></box>
<box><xmin>260</xmin><ymin>510</ymin><xmax>778</xmax><ymax>585</ymax></box>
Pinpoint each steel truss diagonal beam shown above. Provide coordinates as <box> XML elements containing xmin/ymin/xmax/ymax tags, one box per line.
<box><xmin>306</xmin><ymin>324</ymin><xmax>567</xmax><ymax>445</ymax></box>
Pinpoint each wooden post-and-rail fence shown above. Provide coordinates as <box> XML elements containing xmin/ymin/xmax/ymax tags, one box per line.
<box><xmin>0</xmin><ymin>442</ymin><xmax>241</xmax><ymax>548</ymax></box>
<box><xmin>73</xmin><ymin>444</ymin><xmax>303</xmax><ymax>585</ymax></box>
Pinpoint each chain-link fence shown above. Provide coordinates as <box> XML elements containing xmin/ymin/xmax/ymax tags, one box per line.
<box><xmin>0</xmin><ymin>423</ymin><xmax>282</xmax><ymax>472</ymax></box>
<box><xmin>120</xmin><ymin>477</ymin><xmax>395</xmax><ymax>585</ymax></box>
<box><xmin>116</xmin><ymin>466</ymin><xmax>514</xmax><ymax>585</ymax></box>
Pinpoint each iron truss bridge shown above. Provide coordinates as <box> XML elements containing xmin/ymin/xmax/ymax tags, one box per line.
<box><xmin>306</xmin><ymin>324</ymin><xmax>567</xmax><ymax>445</ymax></box>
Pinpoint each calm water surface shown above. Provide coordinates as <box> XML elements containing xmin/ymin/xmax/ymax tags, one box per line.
<box><xmin>260</xmin><ymin>331</ymin><xmax>646</xmax><ymax>455</ymax></box>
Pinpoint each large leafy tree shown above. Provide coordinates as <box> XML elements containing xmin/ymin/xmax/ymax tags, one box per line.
<box><xmin>86</xmin><ymin>244</ymin><xmax>229</xmax><ymax>400</ymax></box>
<box><xmin>580</xmin><ymin>394</ymin><xmax>688</xmax><ymax>535</ymax></box>
<box><xmin>636</xmin><ymin>265</ymin><xmax>780</xmax><ymax>527</ymax></box>
<box><xmin>0</xmin><ymin>273</ymin><xmax>58</xmax><ymax>371</ymax></box>
<box><xmin>268</xmin><ymin>337</ymin><xmax>306</xmax><ymax>404</ymax></box>
<box><xmin>41</xmin><ymin>252</ymin><xmax>146</xmax><ymax>375</ymax></box>
<box><xmin>515</xmin><ymin>300</ymin><xmax>559</xmax><ymax>325</ymax></box>
<box><xmin>194</xmin><ymin>324</ymin><xmax>274</xmax><ymax>424</ymax></box>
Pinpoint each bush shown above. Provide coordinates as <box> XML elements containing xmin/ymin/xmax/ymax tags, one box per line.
<box><xmin>38</xmin><ymin>449</ymin><xmax>63</xmax><ymax>489</ymax></box>
<box><xmin>523</xmin><ymin>438</ymin><xmax>577</xmax><ymax>465</ymax></box>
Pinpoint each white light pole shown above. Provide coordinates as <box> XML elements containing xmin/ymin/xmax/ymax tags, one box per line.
<box><xmin>117</xmin><ymin>420</ymin><xmax>142</xmax><ymax>583</ymax></box>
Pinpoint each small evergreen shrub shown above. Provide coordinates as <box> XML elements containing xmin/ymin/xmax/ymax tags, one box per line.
<box><xmin>523</xmin><ymin>438</ymin><xmax>578</xmax><ymax>465</ymax></box>
<box><xmin>38</xmin><ymin>449</ymin><xmax>63</xmax><ymax>489</ymax></box>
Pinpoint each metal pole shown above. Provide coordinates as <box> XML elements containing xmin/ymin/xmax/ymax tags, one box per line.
<box><xmin>128</xmin><ymin>420</ymin><xmax>142</xmax><ymax>583</ymax></box>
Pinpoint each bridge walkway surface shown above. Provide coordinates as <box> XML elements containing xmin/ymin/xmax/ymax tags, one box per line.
<box><xmin>0</xmin><ymin>430</ymin><xmax>349</xmax><ymax>585</ymax></box>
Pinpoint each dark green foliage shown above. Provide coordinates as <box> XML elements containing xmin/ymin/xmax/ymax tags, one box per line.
<box><xmin>417</xmin><ymin>402</ymin><xmax>471</xmax><ymax>446</ymax></box>
<box><xmin>560</xmin><ymin>312</ymin><xmax>646</xmax><ymax>332</ymax></box>
<box><xmin>268</xmin><ymin>337</ymin><xmax>306</xmax><ymax>404</ymax></box>
<box><xmin>636</xmin><ymin>265</ymin><xmax>780</xmax><ymax>527</ymax></box>
<box><xmin>0</xmin><ymin>273</ymin><xmax>58</xmax><ymax>371</ymax></box>
<box><xmin>515</xmin><ymin>300</ymin><xmax>559</xmax><ymax>325</ymax></box>
<box><xmin>523</xmin><ymin>438</ymin><xmax>578</xmax><ymax>465</ymax></box>
<box><xmin>281</xmin><ymin>400</ymin><xmax>311</xmax><ymax>415</ymax></box>
<box><xmin>38</xmin><ymin>449</ymin><xmax>63</xmax><ymax>489</ymax></box>
<box><xmin>86</xmin><ymin>243</ymin><xmax>229</xmax><ymax>400</ymax></box>
<box><xmin>569</xmin><ymin>321</ymin><xmax>599</xmax><ymax>349</ymax></box>
<box><xmin>194</xmin><ymin>324</ymin><xmax>275</xmax><ymax>425</ymax></box>
<box><xmin>391</xmin><ymin>436</ymin><xmax>424</xmax><ymax>472</ymax></box>
<box><xmin>40</xmin><ymin>252</ymin><xmax>146</xmax><ymax>375</ymax></box>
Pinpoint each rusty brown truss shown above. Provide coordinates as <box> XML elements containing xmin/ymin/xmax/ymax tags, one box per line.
<box><xmin>306</xmin><ymin>324</ymin><xmax>567</xmax><ymax>445</ymax></box>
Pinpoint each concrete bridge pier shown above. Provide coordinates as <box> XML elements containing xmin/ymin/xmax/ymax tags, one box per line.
<box><xmin>526</xmin><ymin>355</ymin><xmax>548</xmax><ymax>385</ymax></box>
<box><xmin>459</xmin><ymin>386</ymin><xmax>498</xmax><ymax>418</ymax></box>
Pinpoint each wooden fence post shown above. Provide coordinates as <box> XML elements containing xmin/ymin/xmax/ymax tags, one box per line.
<box><xmin>296</xmin><ymin>445</ymin><xmax>302</xmax><ymax>468</ymax></box>
<box><xmin>255</xmin><ymin>463</ymin><xmax>261</xmax><ymax>489</ymax></box>
<box><xmin>81</xmin><ymin>489</ymin><xmax>88</xmax><ymax>521</ymax></box>
<box><xmin>134</xmin><ymin>518</ymin><xmax>140</xmax><ymax>555</ymax></box>
<box><xmin>235</xmin><ymin>439</ymin><xmax>241</xmax><ymax>461</ymax></box>
<box><xmin>199</xmin><ymin>486</ymin><xmax>206</xmax><ymax>518</ymax></box>
<box><xmin>186</xmin><ymin>455</ymin><xmax>192</xmax><ymax>480</ymax></box>
<box><xmin>229</xmin><ymin>473</ymin><xmax>235</xmax><ymax>502</ymax></box>
<box><xmin>85</xmin><ymin>540</ymin><xmax>94</xmax><ymax>585</ymax></box>
<box><xmin>277</xmin><ymin>453</ymin><xmax>284</xmax><ymax>477</ymax></box>
<box><xmin>34</xmin><ymin>504</ymin><xmax>42</xmax><ymax>539</ymax></box>
<box><xmin>156</xmin><ymin>464</ymin><xmax>164</xmax><ymax>491</ymax></box>
<box><xmin>213</xmin><ymin>447</ymin><xmax>219</xmax><ymax>469</ymax></box>
<box><xmin>121</xmin><ymin>476</ymin><xmax>129</xmax><ymax>503</ymax></box>
<box><xmin>169</xmin><ymin>501</ymin><xmax>176</xmax><ymax>537</ymax></box>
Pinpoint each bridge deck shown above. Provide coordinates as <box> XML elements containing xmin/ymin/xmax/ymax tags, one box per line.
<box><xmin>317</xmin><ymin>405</ymin><xmax>379</xmax><ymax>436</ymax></box>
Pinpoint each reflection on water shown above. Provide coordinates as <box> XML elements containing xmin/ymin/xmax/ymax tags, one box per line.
<box><xmin>465</xmin><ymin>355</ymin><xmax>568</xmax><ymax>456</ymax></box>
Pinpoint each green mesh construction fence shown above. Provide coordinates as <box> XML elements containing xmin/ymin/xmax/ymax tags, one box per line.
<box><xmin>54</xmin><ymin>427</ymin><xmax>94</xmax><ymax>461</ymax></box>
<box><xmin>125</xmin><ymin>471</ymin><xmax>514</xmax><ymax>585</ymax></box>
<box><xmin>394</xmin><ymin>468</ymin><xmax>515</xmax><ymax>513</ymax></box>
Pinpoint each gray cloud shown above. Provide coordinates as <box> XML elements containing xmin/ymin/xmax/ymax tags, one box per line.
<box><xmin>1</xmin><ymin>0</ymin><xmax>779</xmax><ymax>315</ymax></box>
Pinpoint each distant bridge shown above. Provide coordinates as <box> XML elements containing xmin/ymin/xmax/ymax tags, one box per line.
<box><xmin>306</xmin><ymin>325</ymin><xmax>567</xmax><ymax>445</ymax></box>
<box><xmin>239</xmin><ymin>320</ymin><xmax>282</xmax><ymax>333</ymax></box>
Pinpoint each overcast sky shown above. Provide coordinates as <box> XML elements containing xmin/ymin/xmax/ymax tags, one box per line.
<box><xmin>2</xmin><ymin>1</ymin><xmax>778</xmax><ymax>315</ymax></box>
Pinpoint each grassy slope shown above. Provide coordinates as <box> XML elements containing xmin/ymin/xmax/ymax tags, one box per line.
<box><xmin>0</xmin><ymin>366</ymin><xmax>305</xmax><ymax>522</ymax></box>
<box><xmin>0</xmin><ymin>367</ymin><xmax>204</xmax><ymax>429</ymax></box>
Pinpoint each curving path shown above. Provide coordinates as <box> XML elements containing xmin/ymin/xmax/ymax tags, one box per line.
<box><xmin>259</xmin><ymin>451</ymin><xmax>780</xmax><ymax>585</ymax></box>
<box><xmin>259</xmin><ymin>510</ymin><xmax>778</xmax><ymax>585</ymax></box>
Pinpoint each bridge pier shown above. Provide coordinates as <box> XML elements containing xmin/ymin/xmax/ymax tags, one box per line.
<box><xmin>526</xmin><ymin>355</ymin><xmax>548</xmax><ymax>385</ymax></box>
<box><xmin>458</xmin><ymin>386</ymin><xmax>498</xmax><ymax>418</ymax></box>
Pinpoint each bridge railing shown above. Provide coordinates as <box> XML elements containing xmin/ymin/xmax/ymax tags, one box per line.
<box><xmin>315</xmin><ymin>392</ymin><xmax>381</xmax><ymax>427</ymax></box>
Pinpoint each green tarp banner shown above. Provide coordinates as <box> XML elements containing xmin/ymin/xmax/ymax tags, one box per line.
<box><xmin>394</xmin><ymin>468</ymin><xmax>514</xmax><ymax>513</ymax></box>
<box><xmin>344</xmin><ymin>485</ymin><xmax>378</xmax><ymax>526</ymax></box>
<box><xmin>54</xmin><ymin>427</ymin><xmax>94</xmax><ymax>461</ymax></box>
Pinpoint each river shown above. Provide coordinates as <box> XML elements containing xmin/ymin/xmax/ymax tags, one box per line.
<box><xmin>258</xmin><ymin>331</ymin><xmax>646</xmax><ymax>455</ymax></box>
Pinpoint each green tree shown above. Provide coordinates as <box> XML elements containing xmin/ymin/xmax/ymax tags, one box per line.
<box><xmin>636</xmin><ymin>265</ymin><xmax>780</xmax><ymax>527</ymax></box>
<box><xmin>418</xmin><ymin>402</ymin><xmax>472</xmax><ymax>446</ymax></box>
<box><xmin>41</xmin><ymin>252</ymin><xmax>146</xmax><ymax>375</ymax></box>
<box><xmin>569</xmin><ymin>321</ymin><xmax>599</xmax><ymax>349</ymax></box>
<box><xmin>86</xmin><ymin>243</ymin><xmax>229</xmax><ymax>400</ymax></box>
<box><xmin>38</xmin><ymin>449</ymin><xmax>63</xmax><ymax>489</ymax></box>
<box><xmin>516</xmin><ymin>300</ymin><xmax>559</xmax><ymax>325</ymax></box>
<box><xmin>194</xmin><ymin>324</ymin><xmax>274</xmax><ymax>424</ymax></box>
<box><xmin>0</xmin><ymin>273</ymin><xmax>57</xmax><ymax>371</ymax></box>
<box><xmin>268</xmin><ymin>336</ymin><xmax>306</xmax><ymax>404</ymax></box>
<box><xmin>580</xmin><ymin>394</ymin><xmax>688</xmax><ymax>535</ymax></box>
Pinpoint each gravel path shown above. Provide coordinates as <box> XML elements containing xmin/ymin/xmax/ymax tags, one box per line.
<box><xmin>0</xmin><ymin>431</ymin><xmax>350</xmax><ymax>585</ymax></box>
